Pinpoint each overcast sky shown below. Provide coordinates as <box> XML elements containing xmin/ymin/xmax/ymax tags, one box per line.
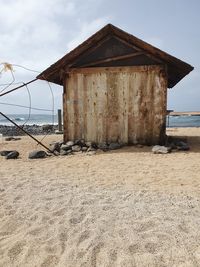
<box><xmin>0</xmin><ymin>0</ymin><xmax>199</xmax><ymax>114</ymax></box>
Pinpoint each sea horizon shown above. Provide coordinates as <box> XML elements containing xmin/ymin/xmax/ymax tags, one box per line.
<box><xmin>1</xmin><ymin>113</ymin><xmax>200</xmax><ymax>127</ymax></box>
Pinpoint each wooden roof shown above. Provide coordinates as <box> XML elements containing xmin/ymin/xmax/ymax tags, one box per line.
<box><xmin>37</xmin><ymin>24</ymin><xmax>193</xmax><ymax>88</ymax></box>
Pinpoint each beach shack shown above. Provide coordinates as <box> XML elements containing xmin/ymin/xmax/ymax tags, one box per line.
<box><xmin>37</xmin><ymin>24</ymin><xmax>193</xmax><ymax>145</ymax></box>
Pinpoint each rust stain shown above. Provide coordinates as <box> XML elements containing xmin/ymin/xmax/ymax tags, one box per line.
<box><xmin>63</xmin><ymin>66</ymin><xmax>167</xmax><ymax>144</ymax></box>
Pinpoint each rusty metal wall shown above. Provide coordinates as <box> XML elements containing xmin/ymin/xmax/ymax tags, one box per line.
<box><xmin>63</xmin><ymin>65</ymin><xmax>167</xmax><ymax>144</ymax></box>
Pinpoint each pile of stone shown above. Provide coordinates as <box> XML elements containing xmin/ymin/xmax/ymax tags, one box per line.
<box><xmin>49</xmin><ymin>140</ymin><xmax>123</xmax><ymax>156</ymax></box>
<box><xmin>152</xmin><ymin>137</ymin><xmax>190</xmax><ymax>154</ymax></box>
<box><xmin>0</xmin><ymin>136</ymin><xmax>191</xmax><ymax>159</ymax></box>
<box><xmin>0</xmin><ymin>140</ymin><xmax>123</xmax><ymax>160</ymax></box>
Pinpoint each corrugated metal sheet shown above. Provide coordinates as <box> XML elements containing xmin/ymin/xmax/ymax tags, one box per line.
<box><xmin>63</xmin><ymin>65</ymin><xmax>167</xmax><ymax>144</ymax></box>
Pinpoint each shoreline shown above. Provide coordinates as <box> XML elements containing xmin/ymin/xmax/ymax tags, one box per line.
<box><xmin>0</xmin><ymin>124</ymin><xmax>200</xmax><ymax>137</ymax></box>
<box><xmin>0</xmin><ymin>124</ymin><xmax>59</xmax><ymax>136</ymax></box>
<box><xmin>169</xmin><ymin>111</ymin><xmax>200</xmax><ymax>116</ymax></box>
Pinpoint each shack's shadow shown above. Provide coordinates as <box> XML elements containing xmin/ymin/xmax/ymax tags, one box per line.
<box><xmin>96</xmin><ymin>134</ymin><xmax>200</xmax><ymax>154</ymax></box>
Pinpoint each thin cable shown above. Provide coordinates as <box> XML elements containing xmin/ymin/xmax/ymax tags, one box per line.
<box><xmin>0</xmin><ymin>102</ymin><xmax>52</xmax><ymax>112</ymax></box>
<box><xmin>0</xmin><ymin>62</ymin><xmax>40</xmax><ymax>94</ymax></box>
<box><xmin>0</xmin><ymin>66</ymin><xmax>57</xmax><ymax>142</ymax></box>
<box><xmin>21</xmin><ymin>84</ymin><xmax>31</xmax><ymax>127</ymax></box>
<box><xmin>38</xmin><ymin>78</ymin><xmax>55</xmax><ymax>144</ymax></box>
<box><xmin>0</xmin><ymin>79</ymin><xmax>37</xmax><ymax>97</ymax></box>
<box><xmin>0</xmin><ymin>62</ymin><xmax>41</xmax><ymax>74</ymax></box>
<box><xmin>11</xmin><ymin>64</ymin><xmax>40</xmax><ymax>73</ymax></box>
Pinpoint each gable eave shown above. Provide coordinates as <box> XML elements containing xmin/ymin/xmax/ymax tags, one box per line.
<box><xmin>37</xmin><ymin>23</ymin><xmax>194</xmax><ymax>88</ymax></box>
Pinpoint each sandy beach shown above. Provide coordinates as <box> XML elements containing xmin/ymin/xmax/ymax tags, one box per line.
<box><xmin>0</xmin><ymin>127</ymin><xmax>200</xmax><ymax>267</ymax></box>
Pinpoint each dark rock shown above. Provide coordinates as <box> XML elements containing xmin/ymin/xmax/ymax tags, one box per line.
<box><xmin>152</xmin><ymin>145</ymin><xmax>171</xmax><ymax>154</ymax></box>
<box><xmin>0</xmin><ymin>150</ymin><xmax>13</xmax><ymax>156</ymax></box>
<box><xmin>61</xmin><ymin>143</ymin><xmax>73</xmax><ymax>151</ymax></box>
<box><xmin>85</xmin><ymin>141</ymin><xmax>92</xmax><ymax>147</ymax></box>
<box><xmin>42</xmin><ymin>124</ymin><xmax>54</xmax><ymax>132</ymax></box>
<box><xmin>87</xmin><ymin>146</ymin><xmax>97</xmax><ymax>152</ymax></box>
<box><xmin>5</xmin><ymin>137</ymin><xmax>21</xmax><ymax>141</ymax></box>
<box><xmin>5</xmin><ymin>151</ymin><xmax>19</xmax><ymax>159</ymax></box>
<box><xmin>168</xmin><ymin>142</ymin><xmax>177</xmax><ymax>150</ymax></box>
<box><xmin>72</xmin><ymin>145</ymin><xmax>81</xmax><ymax>152</ymax></box>
<box><xmin>108</xmin><ymin>142</ymin><xmax>122</xmax><ymax>150</ymax></box>
<box><xmin>28</xmin><ymin>150</ymin><xmax>47</xmax><ymax>159</ymax></box>
<box><xmin>5</xmin><ymin>137</ymin><xmax>14</xmax><ymax>141</ymax></box>
<box><xmin>81</xmin><ymin>146</ymin><xmax>88</xmax><ymax>152</ymax></box>
<box><xmin>74</xmin><ymin>139</ymin><xmax>86</xmax><ymax>147</ymax></box>
<box><xmin>98</xmin><ymin>142</ymin><xmax>109</xmax><ymax>151</ymax></box>
<box><xmin>85</xmin><ymin>141</ymin><xmax>98</xmax><ymax>148</ymax></box>
<box><xmin>49</xmin><ymin>142</ymin><xmax>60</xmax><ymax>152</ymax></box>
<box><xmin>60</xmin><ymin>149</ymin><xmax>72</xmax><ymax>156</ymax></box>
<box><xmin>65</xmin><ymin>140</ymin><xmax>74</xmax><ymax>146</ymax></box>
<box><xmin>177</xmin><ymin>141</ymin><xmax>190</xmax><ymax>151</ymax></box>
<box><xmin>91</xmin><ymin>142</ymin><xmax>98</xmax><ymax>149</ymax></box>
<box><xmin>59</xmin><ymin>141</ymin><xmax>64</xmax><ymax>146</ymax></box>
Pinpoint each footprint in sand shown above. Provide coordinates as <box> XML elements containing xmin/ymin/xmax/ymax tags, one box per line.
<box><xmin>137</xmin><ymin>220</ymin><xmax>155</xmax><ymax>233</ymax></box>
<box><xmin>144</xmin><ymin>242</ymin><xmax>158</xmax><ymax>254</ymax></box>
<box><xmin>52</xmin><ymin>208</ymin><xmax>66</xmax><ymax>217</ymax></box>
<box><xmin>58</xmin><ymin>227</ymin><xmax>68</xmax><ymax>254</ymax></box>
<box><xmin>128</xmin><ymin>243</ymin><xmax>141</xmax><ymax>254</ymax></box>
<box><xmin>59</xmin><ymin>231</ymin><xmax>68</xmax><ymax>242</ymax></box>
<box><xmin>14</xmin><ymin>195</ymin><xmax>22</xmax><ymax>201</ymax></box>
<box><xmin>40</xmin><ymin>255</ymin><xmax>59</xmax><ymax>267</ymax></box>
<box><xmin>69</xmin><ymin>213</ymin><xmax>86</xmax><ymax>225</ymax></box>
<box><xmin>77</xmin><ymin>230</ymin><xmax>90</xmax><ymax>245</ymax></box>
<box><xmin>90</xmin><ymin>242</ymin><xmax>104</xmax><ymax>267</ymax></box>
<box><xmin>45</xmin><ymin>245</ymin><xmax>57</xmax><ymax>254</ymax></box>
<box><xmin>7</xmin><ymin>241</ymin><xmax>26</xmax><ymax>261</ymax></box>
<box><xmin>29</xmin><ymin>214</ymin><xmax>39</xmax><ymax>222</ymax></box>
<box><xmin>28</xmin><ymin>227</ymin><xmax>43</xmax><ymax>236</ymax></box>
<box><xmin>109</xmin><ymin>249</ymin><xmax>118</xmax><ymax>262</ymax></box>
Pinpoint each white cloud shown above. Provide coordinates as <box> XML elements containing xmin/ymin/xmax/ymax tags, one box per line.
<box><xmin>1</xmin><ymin>0</ymin><xmax>197</xmax><ymax>114</ymax></box>
<box><xmin>0</xmin><ymin>0</ymin><xmax>110</xmax><ymax>113</ymax></box>
<box><xmin>67</xmin><ymin>17</ymin><xmax>110</xmax><ymax>51</ymax></box>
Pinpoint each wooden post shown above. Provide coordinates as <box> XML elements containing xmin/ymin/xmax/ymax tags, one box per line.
<box><xmin>58</xmin><ymin>109</ymin><xmax>62</xmax><ymax>131</ymax></box>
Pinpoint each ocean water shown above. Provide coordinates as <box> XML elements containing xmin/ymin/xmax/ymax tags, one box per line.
<box><xmin>0</xmin><ymin>113</ymin><xmax>200</xmax><ymax>127</ymax></box>
<box><xmin>0</xmin><ymin>114</ymin><xmax>58</xmax><ymax>126</ymax></box>
<box><xmin>167</xmin><ymin>115</ymin><xmax>200</xmax><ymax>127</ymax></box>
